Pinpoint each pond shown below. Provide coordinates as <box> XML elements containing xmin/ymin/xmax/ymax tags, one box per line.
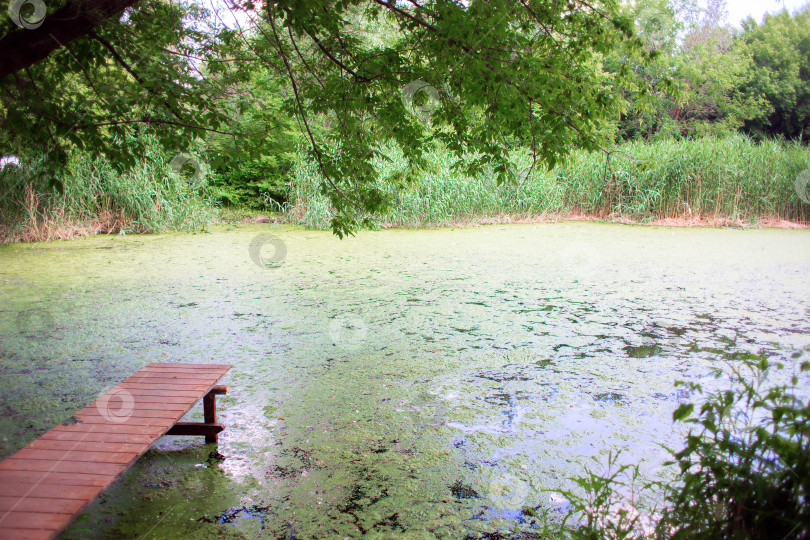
<box><xmin>1</xmin><ymin>223</ymin><xmax>808</xmax><ymax>538</ymax></box>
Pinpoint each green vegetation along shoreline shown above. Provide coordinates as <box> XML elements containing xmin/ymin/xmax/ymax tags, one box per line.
<box><xmin>291</xmin><ymin>134</ymin><xmax>810</xmax><ymax>230</ymax></box>
<box><xmin>1</xmin><ymin>135</ymin><xmax>808</xmax><ymax>245</ymax></box>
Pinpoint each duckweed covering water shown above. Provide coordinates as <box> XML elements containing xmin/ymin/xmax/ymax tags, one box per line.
<box><xmin>1</xmin><ymin>223</ymin><xmax>808</xmax><ymax>538</ymax></box>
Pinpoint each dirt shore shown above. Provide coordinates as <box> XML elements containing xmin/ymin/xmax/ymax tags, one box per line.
<box><xmin>379</xmin><ymin>211</ymin><xmax>809</xmax><ymax>230</ymax></box>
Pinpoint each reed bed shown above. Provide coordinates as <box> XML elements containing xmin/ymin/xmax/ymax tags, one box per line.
<box><xmin>2</xmin><ymin>134</ymin><xmax>807</xmax><ymax>243</ymax></box>
<box><xmin>291</xmin><ymin>135</ymin><xmax>810</xmax><ymax>228</ymax></box>
<box><xmin>0</xmin><ymin>140</ymin><xmax>213</xmax><ymax>244</ymax></box>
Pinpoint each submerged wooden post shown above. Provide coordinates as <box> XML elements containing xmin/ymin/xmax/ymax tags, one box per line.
<box><xmin>166</xmin><ymin>385</ymin><xmax>228</xmax><ymax>443</ymax></box>
<box><xmin>203</xmin><ymin>388</ymin><xmax>218</xmax><ymax>443</ymax></box>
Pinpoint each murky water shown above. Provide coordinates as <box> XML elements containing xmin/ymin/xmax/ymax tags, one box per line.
<box><xmin>1</xmin><ymin>223</ymin><xmax>808</xmax><ymax>538</ymax></box>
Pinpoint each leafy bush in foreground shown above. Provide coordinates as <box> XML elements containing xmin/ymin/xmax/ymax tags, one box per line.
<box><xmin>553</xmin><ymin>356</ymin><xmax>810</xmax><ymax>540</ymax></box>
<box><xmin>660</xmin><ymin>358</ymin><xmax>810</xmax><ymax>539</ymax></box>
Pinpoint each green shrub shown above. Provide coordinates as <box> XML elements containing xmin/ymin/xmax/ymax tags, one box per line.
<box><xmin>660</xmin><ymin>358</ymin><xmax>810</xmax><ymax>539</ymax></box>
<box><xmin>209</xmin><ymin>153</ymin><xmax>294</xmax><ymax>210</ymax></box>
<box><xmin>554</xmin><ymin>356</ymin><xmax>810</xmax><ymax>539</ymax></box>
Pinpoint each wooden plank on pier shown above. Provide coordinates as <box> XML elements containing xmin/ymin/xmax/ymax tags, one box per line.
<box><xmin>0</xmin><ymin>363</ymin><xmax>231</xmax><ymax>540</ymax></box>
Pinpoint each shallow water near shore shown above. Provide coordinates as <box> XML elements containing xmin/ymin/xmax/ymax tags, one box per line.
<box><xmin>1</xmin><ymin>222</ymin><xmax>809</xmax><ymax>538</ymax></box>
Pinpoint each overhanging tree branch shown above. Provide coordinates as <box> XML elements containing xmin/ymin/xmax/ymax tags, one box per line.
<box><xmin>0</xmin><ymin>0</ymin><xmax>140</xmax><ymax>79</ymax></box>
<box><xmin>88</xmin><ymin>29</ymin><xmax>184</xmax><ymax>121</ymax></box>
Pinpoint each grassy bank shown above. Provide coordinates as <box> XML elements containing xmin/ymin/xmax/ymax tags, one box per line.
<box><xmin>0</xmin><ymin>141</ymin><xmax>213</xmax><ymax>244</ymax></box>
<box><xmin>291</xmin><ymin>135</ymin><xmax>810</xmax><ymax>229</ymax></box>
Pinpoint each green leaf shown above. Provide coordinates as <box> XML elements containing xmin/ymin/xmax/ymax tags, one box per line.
<box><xmin>673</xmin><ymin>403</ymin><xmax>694</xmax><ymax>422</ymax></box>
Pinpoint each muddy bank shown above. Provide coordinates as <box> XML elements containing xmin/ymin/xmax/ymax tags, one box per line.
<box><xmin>378</xmin><ymin>211</ymin><xmax>809</xmax><ymax>230</ymax></box>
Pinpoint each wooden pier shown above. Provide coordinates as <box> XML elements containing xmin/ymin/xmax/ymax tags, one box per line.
<box><xmin>0</xmin><ymin>363</ymin><xmax>231</xmax><ymax>540</ymax></box>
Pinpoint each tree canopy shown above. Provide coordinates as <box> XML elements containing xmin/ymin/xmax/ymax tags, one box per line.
<box><xmin>2</xmin><ymin>0</ymin><xmax>665</xmax><ymax>235</ymax></box>
<box><xmin>741</xmin><ymin>8</ymin><xmax>810</xmax><ymax>141</ymax></box>
<box><xmin>7</xmin><ymin>1</ymin><xmax>806</xmax><ymax>236</ymax></box>
<box><xmin>1</xmin><ymin>0</ymin><xmax>241</xmax><ymax>171</ymax></box>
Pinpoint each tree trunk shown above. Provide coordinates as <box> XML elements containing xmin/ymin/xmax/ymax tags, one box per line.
<box><xmin>0</xmin><ymin>0</ymin><xmax>139</xmax><ymax>80</ymax></box>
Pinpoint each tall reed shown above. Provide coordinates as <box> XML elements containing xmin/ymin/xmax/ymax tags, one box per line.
<box><xmin>0</xmin><ymin>136</ymin><xmax>213</xmax><ymax>243</ymax></box>
<box><xmin>291</xmin><ymin>135</ymin><xmax>810</xmax><ymax>228</ymax></box>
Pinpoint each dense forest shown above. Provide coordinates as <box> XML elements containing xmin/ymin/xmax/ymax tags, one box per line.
<box><xmin>0</xmin><ymin>0</ymin><xmax>808</xmax><ymax>243</ymax></box>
